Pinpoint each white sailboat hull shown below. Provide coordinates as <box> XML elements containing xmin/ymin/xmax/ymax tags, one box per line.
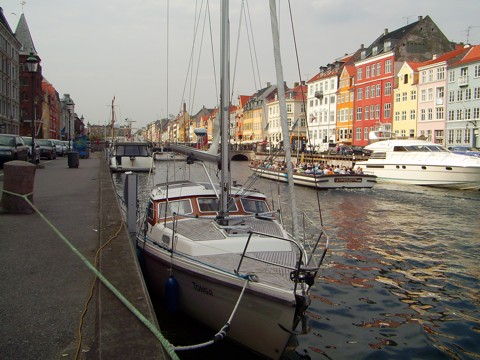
<box><xmin>140</xmin><ymin>240</ymin><xmax>297</xmax><ymax>359</ymax></box>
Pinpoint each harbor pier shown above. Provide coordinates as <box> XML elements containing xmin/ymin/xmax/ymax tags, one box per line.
<box><xmin>0</xmin><ymin>154</ymin><xmax>167</xmax><ymax>359</ymax></box>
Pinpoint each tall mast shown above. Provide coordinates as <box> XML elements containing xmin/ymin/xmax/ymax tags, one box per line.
<box><xmin>218</xmin><ymin>0</ymin><xmax>230</xmax><ymax>225</ymax></box>
<box><xmin>111</xmin><ymin>96</ymin><xmax>115</xmax><ymax>141</ymax></box>
<box><xmin>269</xmin><ymin>0</ymin><xmax>300</xmax><ymax>240</ymax></box>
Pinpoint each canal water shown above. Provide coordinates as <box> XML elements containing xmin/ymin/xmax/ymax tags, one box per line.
<box><xmin>112</xmin><ymin>160</ymin><xmax>480</xmax><ymax>360</ymax></box>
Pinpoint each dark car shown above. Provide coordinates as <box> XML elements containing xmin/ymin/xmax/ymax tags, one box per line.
<box><xmin>22</xmin><ymin>136</ymin><xmax>41</xmax><ymax>163</ymax></box>
<box><xmin>0</xmin><ymin>134</ymin><xmax>29</xmax><ymax>167</ymax></box>
<box><xmin>36</xmin><ymin>139</ymin><xmax>57</xmax><ymax>160</ymax></box>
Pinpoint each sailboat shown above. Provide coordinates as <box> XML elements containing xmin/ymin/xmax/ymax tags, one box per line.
<box><xmin>136</xmin><ymin>2</ymin><xmax>328</xmax><ymax>358</ymax></box>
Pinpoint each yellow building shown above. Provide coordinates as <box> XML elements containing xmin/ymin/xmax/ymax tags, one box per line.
<box><xmin>393</xmin><ymin>61</ymin><xmax>421</xmax><ymax>138</ymax></box>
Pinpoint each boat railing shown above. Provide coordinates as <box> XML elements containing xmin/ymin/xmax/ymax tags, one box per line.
<box><xmin>236</xmin><ymin>228</ymin><xmax>327</xmax><ymax>293</ymax></box>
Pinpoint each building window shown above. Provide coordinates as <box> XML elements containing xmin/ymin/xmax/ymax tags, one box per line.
<box><xmin>384</xmin><ymin>103</ymin><xmax>391</xmax><ymax>119</ymax></box>
<box><xmin>436</xmin><ymin>107</ymin><xmax>444</xmax><ymax>120</ymax></box>
<box><xmin>421</xmin><ymin>71</ymin><xmax>427</xmax><ymax>83</ymax></box>
<box><xmin>428</xmin><ymin>108</ymin><xmax>433</xmax><ymax>120</ymax></box>
<box><xmin>401</xmin><ymin>110</ymin><xmax>407</xmax><ymax>120</ymax></box>
<box><xmin>473</xmin><ymin>108</ymin><xmax>479</xmax><ymax>119</ymax></box>
<box><xmin>436</xmin><ymin>87</ymin><xmax>444</xmax><ymax>101</ymax></box>
<box><xmin>448</xmin><ymin>91</ymin><xmax>455</xmax><ymax>103</ymax></box>
<box><xmin>465</xmin><ymin>108</ymin><xmax>471</xmax><ymax>120</ymax></box>
<box><xmin>402</xmin><ymin>92</ymin><xmax>407</xmax><ymax>101</ymax></box>
<box><xmin>371</xmin><ymin>86</ymin><xmax>375</xmax><ymax>98</ymax></box>
<box><xmin>385</xmin><ymin>60</ymin><xmax>392</xmax><ymax>73</ymax></box>
<box><xmin>385</xmin><ymin>82</ymin><xmax>392</xmax><ymax>95</ymax></box>
<box><xmin>448</xmin><ymin>70</ymin><xmax>455</xmax><ymax>83</ymax></box>
<box><xmin>357</xmin><ymin>68</ymin><xmax>363</xmax><ymax>80</ymax></box>
<box><xmin>395</xmin><ymin>111</ymin><xmax>400</xmax><ymax>121</ymax></box>
<box><xmin>465</xmin><ymin>88</ymin><xmax>472</xmax><ymax>100</ymax></box>
<box><xmin>357</xmin><ymin>88</ymin><xmax>363</xmax><ymax>100</ymax></box>
<box><xmin>475</xmin><ymin>65</ymin><xmax>480</xmax><ymax>78</ymax></box>
<box><xmin>448</xmin><ymin>110</ymin><xmax>454</xmax><ymax>121</ymax></box>
<box><xmin>364</xmin><ymin>127</ymin><xmax>369</xmax><ymax>140</ymax></box>
<box><xmin>428</xmin><ymin>69</ymin><xmax>434</xmax><ymax>82</ymax></box>
<box><xmin>355</xmin><ymin>127</ymin><xmax>362</xmax><ymax>140</ymax></box>
<box><xmin>421</xmin><ymin>89</ymin><xmax>427</xmax><ymax>102</ymax></box>
<box><xmin>365</xmin><ymin>106</ymin><xmax>369</xmax><ymax>120</ymax></box>
<box><xmin>475</xmin><ymin>87</ymin><xmax>480</xmax><ymax>100</ymax></box>
<box><xmin>410</xmin><ymin>109</ymin><xmax>416</xmax><ymax>120</ymax></box>
<box><xmin>420</xmin><ymin>109</ymin><xmax>426</xmax><ymax>121</ymax></box>
<box><xmin>375</xmin><ymin>84</ymin><xmax>380</xmax><ymax>97</ymax></box>
<box><xmin>395</xmin><ymin>93</ymin><xmax>401</xmax><ymax>102</ymax></box>
<box><xmin>456</xmin><ymin>109</ymin><xmax>464</xmax><ymax>120</ymax></box>
<box><xmin>376</xmin><ymin>63</ymin><xmax>381</xmax><ymax>76</ymax></box>
<box><xmin>457</xmin><ymin>89</ymin><xmax>463</xmax><ymax>101</ymax></box>
<box><xmin>366</xmin><ymin>66</ymin><xmax>370</xmax><ymax>78</ymax></box>
<box><xmin>356</xmin><ymin>107</ymin><xmax>362</xmax><ymax>120</ymax></box>
<box><xmin>375</xmin><ymin>105</ymin><xmax>380</xmax><ymax>119</ymax></box>
<box><xmin>411</xmin><ymin>90</ymin><xmax>417</xmax><ymax>100</ymax></box>
<box><xmin>427</xmin><ymin>88</ymin><xmax>433</xmax><ymax>101</ymax></box>
<box><xmin>437</xmin><ymin>67</ymin><xmax>445</xmax><ymax>80</ymax></box>
<box><xmin>365</xmin><ymin>86</ymin><xmax>369</xmax><ymax>99</ymax></box>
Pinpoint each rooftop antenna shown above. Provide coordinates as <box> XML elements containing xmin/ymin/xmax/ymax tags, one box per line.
<box><xmin>402</xmin><ymin>15</ymin><xmax>414</xmax><ymax>25</ymax></box>
<box><xmin>465</xmin><ymin>25</ymin><xmax>480</xmax><ymax>44</ymax></box>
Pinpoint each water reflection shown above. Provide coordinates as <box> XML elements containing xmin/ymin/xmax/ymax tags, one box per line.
<box><xmin>113</xmin><ymin>161</ymin><xmax>480</xmax><ymax>359</ymax></box>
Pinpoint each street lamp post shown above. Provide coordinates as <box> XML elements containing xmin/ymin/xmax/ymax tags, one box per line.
<box><xmin>66</xmin><ymin>98</ymin><xmax>75</xmax><ymax>152</ymax></box>
<box><xmin>26</xmin><ymin>52</ymin><xmax>39</xmax><ymax>164</ymax></box>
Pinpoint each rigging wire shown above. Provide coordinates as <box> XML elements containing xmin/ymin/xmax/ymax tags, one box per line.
<box><xmin>287</xmin><ymin>0</ymin><xmax>324</xmax><ymax>226</ymax></box>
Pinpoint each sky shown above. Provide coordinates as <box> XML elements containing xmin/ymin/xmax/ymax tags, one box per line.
<box><xmin>2</xmin><ymin>0</ymin><xmax>480</xmax><ymax>131</ymax></box>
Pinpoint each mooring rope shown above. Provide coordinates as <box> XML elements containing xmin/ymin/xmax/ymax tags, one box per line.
<box><xmin>174</xmin><ymin>278</ymin><xmax>250</xmax><ymax>351</ymax></box>
<box><xmin>0</xmin><ymin>189</ymin><xmax>180</xmax><ymax>360</ymax></box>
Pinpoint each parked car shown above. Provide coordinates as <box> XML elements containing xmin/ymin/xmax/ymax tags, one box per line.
<box><xmin>0</xmin><ymin>134</ymin><xmax>29</xmax><ymax>167</ymax></box>
<box><xmin>22</xmin><ymin>136</ymin><xmax>41</xmax><ymax>163</ymax></box>
<box><xmin>36</xmin><ymin>139</ymin><xmax>57</xmax><ymax>160</ymax></box>
<box><xmin>61</xmin><ymin>141</ymin><xmax>69</xmax><ymax>154</ymax></box>
<box><xmin>51</xmin><ymin>139</ymin><xmax>66</xmax><ymax>156</ymax></box>
<box><xmin>448</xmin><ymin>146</ymin><xmax>480</xmax><ymax>158</ymax></box>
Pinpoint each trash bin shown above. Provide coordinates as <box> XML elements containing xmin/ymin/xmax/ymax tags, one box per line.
<box><xmin>68</xmin><ymin>151</ymin><xmax>79</xmax><ymax>168</ymax></box>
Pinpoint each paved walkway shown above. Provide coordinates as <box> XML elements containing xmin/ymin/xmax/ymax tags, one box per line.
<box><xmin>0</xmin><ymin>154</ymin><xmax>167</xmax><ymax>359</ymax></box>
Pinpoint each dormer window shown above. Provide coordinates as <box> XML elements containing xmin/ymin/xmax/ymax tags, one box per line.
<box><xmin>372</xmin><ymin>46</ymin><xmax>378</xmax><ymax>55</ymax></box>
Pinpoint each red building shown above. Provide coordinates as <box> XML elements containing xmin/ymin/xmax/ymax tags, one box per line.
<box><xmin>353</xmin><ymin>16</ymin><xmax>454</xmax><ymax>146</ymax></box>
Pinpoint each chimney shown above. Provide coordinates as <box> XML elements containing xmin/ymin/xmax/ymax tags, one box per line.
<box><xmin>360</xmin><ymin>44</ymin><xmax>364</xmax><ymax>49</ymax></box>
<box><xmin>432</xmin><ymin>54</ymin><xmax>437</xmax><ymax>60</ymax></box>
<box><xmin>418</xmin><ymin>16</ymin><xmax>423</xmax><ymax>21</ymax></box>
<box><xmin>294</xmin><ymin>82</ymin><xmax>299</xmax><ymax>87</ymax></box>
<box><xmin>183</xmin><ymin>102</ymin><xmax>186</xmax><ymax>113</ymax></box>
<box><xmin>384</xmin><ymin>28</ymin><xmax>388</xmax><ymax>35</ymax></box>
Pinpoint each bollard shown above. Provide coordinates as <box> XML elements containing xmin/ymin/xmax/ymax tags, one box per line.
<box><xmin>1</xmin><ymin>161</ymin><xmax>36</xmax><ymax>214</ymax></box>
<box><xmin>68</xmin><ymin>151</ymin><xmax>79</xmax><ymax>168</ymax></box>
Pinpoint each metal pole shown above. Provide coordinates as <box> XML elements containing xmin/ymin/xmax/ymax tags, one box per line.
<box><xmin>30</xmin><ymin>72</ymin><xmax>35</xmax><ymax>164</ymax></box>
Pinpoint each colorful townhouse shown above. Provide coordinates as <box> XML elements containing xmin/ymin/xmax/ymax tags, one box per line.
<box><xmin>416</xmin><ymin>47</ymin><xmax>470</xmax><ymax>144</ymax></box>
<box><xmin>353</xmin><ymin>16</ymin><xmax>454</xmax><ymax>147</ymax></box>
<box><xmin>306</xmin><ymin>60</ymin><xmax>345</xmax><ymax>152</ymax></box>
<box><xmin>242</xmin><ymin>83</ymin><xmax>276</xmax><ymax>148</ymax></box>
<box><xmin>233</xmin><ymin>95</ymin><xmax>250</xmax><ymax>146</ymax></box>
<box><xmin>336</xmin><ymin>52</ymin><xmax>360</xmax><ymax>146</ymax></box>
<box><xmin>446</xmin><ymin>45</ymin><xmax>480</xmax><ymax>148</ymax></box>
<box><xmin>393</xmin><ymin>61</ymin><xmax>422</xmax><ymax>139</ymax></box>
<box><xmin>266</xmin><ymin>82</ymin><xmax>307</xmax><ymax>151</ymax></box>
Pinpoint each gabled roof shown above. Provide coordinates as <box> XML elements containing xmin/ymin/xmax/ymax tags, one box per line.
<box><xmin>451</xmin><ymin>45</ymin><xmax>480</xmax><ymax>67</ymax></box>
<box><xmin>419</xmin><ymin>46</ymin><xmax>470</xmax><ymax>68</ymax></box>
<box><xmin>0</xmin><ymin>7</ymin><xmax>14</xmax><ymax>34</ymax></box>
<box><xmin>14</xmin><ymin>13</ymin><xmax>37</xmax><ymax>55</ymax></box>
